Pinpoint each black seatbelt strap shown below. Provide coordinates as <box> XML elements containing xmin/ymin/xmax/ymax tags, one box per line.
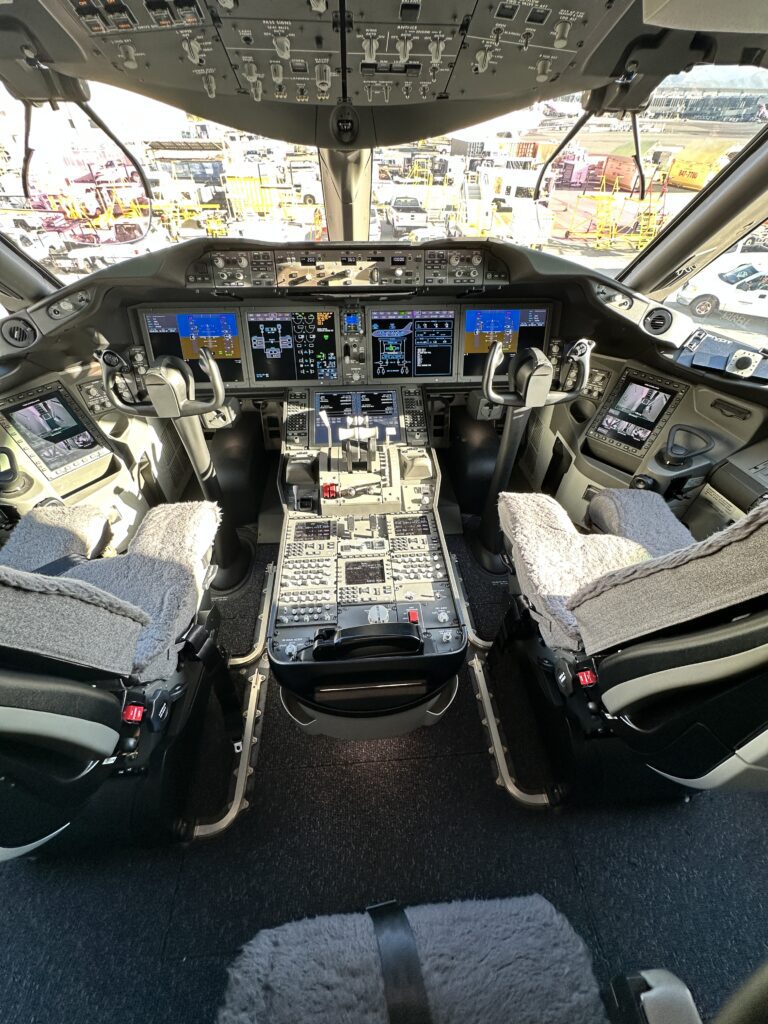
<box><xmin>33</xmin><ymin>553</ymin><xmax>89</xmax><ymax>576</ymax></box>
<box><xmin>367</xmin><ymin>901</ymin><xmax>434</xmax><ymax>1024</ymax></box>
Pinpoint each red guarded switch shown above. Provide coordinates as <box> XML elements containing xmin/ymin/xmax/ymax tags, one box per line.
<box><xmin>576</xmin><ymin>669</ymin><xmax>598</xmax><ymax>688</ymax></box>
<box><xmin>407</xmin><ymin>609</ymin><xmax>419</xmax><ymax>624</ymax></box>
<box><xmin>122</xmin><ymin>703</ymin><xmax>145</xmax><ymax>723</ymax></box>
<box><xmin>322</xmin><ymin>482</ymin><xmax>338</xmax><ymax>499</ymax></box>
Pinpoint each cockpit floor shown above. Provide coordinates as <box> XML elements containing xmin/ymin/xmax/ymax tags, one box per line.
<box><xmin>1</xmin><ymin>537</ymin><xmax>766</xmax><ymax>1024</ymax></box>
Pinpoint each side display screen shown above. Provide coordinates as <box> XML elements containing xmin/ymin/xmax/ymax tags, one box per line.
<box><xmin>594</xmin><ymin>377</ymin><xmax>676</xmax><ymax>451</ymax></box>
<box><xmin>1</xmin><ymin>389</ymin><xmax>106</xmax><ymax>476</ymax></box>
<box><xmin>313</xmin><ymin>390</ymin><xmax>401</xmax><ymax>445</ymax></box>
<box><xmin>247</xmin><ymin>310</ymin><xmax>338</xmax><ymax>382</ymax></box>
<box><xmin>370</xmin><ymin>310</ymin><xmax>455</xmax><ymax>378</ymax></box>
<box><xmin>143</xmin><ymin>311</ymin><xmax>245</xmax><ymax>383</ymax></box>
<box><xmin>461</xmin><ymin>306</ymin><xmax>549</xmax><ymax>378</ymax></box>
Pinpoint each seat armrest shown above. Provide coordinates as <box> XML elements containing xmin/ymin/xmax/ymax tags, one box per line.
<box><xmin>0</xmin><ymin>667</ymin><xmax>121</xmax><ymax>758</ymax></box>
<box><xmin>588</xmin><ymin>489</ymin><xmax>694</xmax><ymax>558</ymax></box>
<box><xmin>598</xmin><ymin>606</ymin><xmax>768</xmax><ymax>715</ymax></box>
<box><xmin>0</xmin><ymin>504</ymin><xmax>109</xmax><ymax>573</ymax></box>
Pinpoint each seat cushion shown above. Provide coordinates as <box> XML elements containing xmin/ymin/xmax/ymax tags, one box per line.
<box><xmin>498</xmin><ymin>492</ymin><xmax>651</xmax><ymax>651</ymax></box>
<box><xmin>218</xmin><ymin>896</ymin><xmax>608</xmax><ymax>1024</ymax></box>
<box><xmin>569</xmin><ymin>500</ymin><xmax>768</xmax><ymax>655</ymax></box>
<box><xmin>0</xmin><ymin>504</ymin><xmax>109</xmax><ymax>573</ymax></box>
<box><xmin>64</xmin><ymin>501</ymin><xmax>221</xmax><ymax>681</ymax></box>
<box><xmin>588</xmin><ymin>488</ymin><xmax>694</xmax><ymax>558</ymax></box>
<box><xmin>0</xmin><ymin>563</ymin><xmax>148</xmax><ymax>676</ymax></box>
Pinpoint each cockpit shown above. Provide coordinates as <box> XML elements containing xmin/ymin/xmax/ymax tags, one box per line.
<box><xmin>2</xmin><ymin>2</ymin><xmax>768</xmax><ymax>1022</ymax></box>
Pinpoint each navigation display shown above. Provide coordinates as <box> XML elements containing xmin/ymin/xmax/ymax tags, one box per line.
<box><xmin>143</xmin><ymin>311</ymin><xmax>244</xmax><ymax>384</ymax></box>
<box><xmin>370</xmin><ymin>310</ymin><xmax>455</xmax><ymax>378</ymax></box>
<box><xmin>461</xmin><ymin>306</ymin><xmax>549</xmax><ymax>377</ymax></box>
<box><xmin>313</xmin><ymin>390</ymin><xmax>401</xmax><ymax>445</ymax></box>
<box><xmin>247</xmin><ymin>311</ymin><xmax>338</xmax><ymax>382</ymax></box>
<box><xmin>1</xmin><ymin>390</ymin><xmax>105</xmax><ymax>476</ymax></box>
<box><xmin>594</xmin><ymin>377</ymin><xmax>676</xmax><ymax>450</ymax></box>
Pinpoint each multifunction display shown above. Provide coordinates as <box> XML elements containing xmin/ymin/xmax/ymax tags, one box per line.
<box><xmin>588</xmin><ymin>371</ymin><xmax>687</xmax><ymax>457</ymax></box>
<box><xmin>0</xmin><ymin>388</ymin><xmax>108</xmax><ymax>479</ymax></box>
<box><xmin>143</xmin><ymin>311</ymin><xmax>245</xmax><ymax>383</ymax></box>
<box><xmin>370</xmin><ymin>309</ymin><xmax>455</xmax><ymax>378</ymax></box>
<box><xmin>461</xmin><ymin>306</ymin><xmax>550</xmax><ymax>378</ymax></box>
<box><xmin>313</xmin><ymin>390</ymin><xmax>401</xmax><ymax>445</ymax></box>
<box><xmin>247</xmin><ymin>310</ymin><xmax>338</xmax><ymax>383</ymax></box>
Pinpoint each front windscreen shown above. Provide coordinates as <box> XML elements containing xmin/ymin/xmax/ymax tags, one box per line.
<box><xmin>3</xmin><ymin>391</ymin><xmax>102</xmax><ymax>474</ymax></box>
<box><xmin>461</xmin><ymin>307</ymin><xmax>549</xmax><ymax>377</ymax></box>
<box><xmin>143</xmin><ymin>311</ymin><xmax>245</xmax><ymax>383</ymax></box>
<box><xmin>594</xmin><ymin>378</ymin><xmax>675</xmax><ymax>450</ymax></box>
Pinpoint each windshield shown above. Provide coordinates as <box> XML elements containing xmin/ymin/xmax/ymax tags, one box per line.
<box><xmin>0</xmin><ymin>65</ymin><xmax>766</xmax><ymax>289</ymax></box>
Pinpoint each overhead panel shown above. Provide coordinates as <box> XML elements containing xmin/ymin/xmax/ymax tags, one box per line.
<box><xmin>58</xmin><ymin>0</ymin><xmax>604</xmax><ymax>110</ymax></box>
<box><xmin>7</xmin><ymin>2</ymin><xmax>767</xmax><ymax>146</ymax></box>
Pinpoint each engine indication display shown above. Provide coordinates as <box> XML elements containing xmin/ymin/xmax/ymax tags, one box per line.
<box><xmin>370</xmin><ymin>309</ymin><xmax>455</xmax><ymax>378</ymax></box>
<box><xmin>313</xmin><ymin>390</ymin><xmax>401</xmax><ymax>445</ymax></box>
<box><xmin>247</xmin><ymin>310</ymin><xmax>338</xmax><ymax>383</ymax></box>
<box><xmin>461</xmin><ymin>306</ymin><xmax>550</xmax><ymax>378</ymax></box>
<box><xmin>143</xmin><ymin>310</ymin><xmax>245</xmax><ymax>384</ymax></box>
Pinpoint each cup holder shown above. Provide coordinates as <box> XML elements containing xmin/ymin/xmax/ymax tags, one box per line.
<box><xmin>569</xmin><ymin>398</ymin><xmax>597</xmax><ymax>423</ymax></box>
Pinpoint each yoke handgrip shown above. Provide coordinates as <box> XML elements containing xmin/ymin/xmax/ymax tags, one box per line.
<box><xmin>311</xmin><ymin>623</ymin><xmax>423</xmax><ymax>661</ymax></box>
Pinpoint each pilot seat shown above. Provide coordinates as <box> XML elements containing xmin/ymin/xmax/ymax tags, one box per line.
<box><xmin>0</xmin><ymin>500</ymin><xmax>240</xmax><ymax>860</ymax></box>
<box><xmin>494</xmin><ymin>488</ymin><xmax>768</xmax><ymax>796</ymax></box>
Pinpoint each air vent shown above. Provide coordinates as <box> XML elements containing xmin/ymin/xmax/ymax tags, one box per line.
<box><xmin>0</xmin><ymin>317</ymin><xmax>37</xmax><ymax>349</ymax></box>
<box><xmin>643</xmin><ymin>307</ymin><xmax>673</xmax><ymax>335</ymax></box>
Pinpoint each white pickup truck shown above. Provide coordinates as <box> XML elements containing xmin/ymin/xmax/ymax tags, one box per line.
<box><xmin>386</xmin><ymin>195</ymin><xmax>429</xmax><ymax>236</ymax></box>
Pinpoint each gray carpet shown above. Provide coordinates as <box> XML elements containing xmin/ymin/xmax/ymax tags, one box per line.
<box><xmin>1</xmin><ymin>537</ymin><xmax>768</xmax><ymax>1024</ymax></box>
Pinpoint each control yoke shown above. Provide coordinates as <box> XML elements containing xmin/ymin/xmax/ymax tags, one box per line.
<box><xmin>99</xmin><ymin>348</ymin><xmax>225</xmax><ymax>419</ymax></box>
<box><xmin>482</xmin><ymin>339</ymin><xmax>595</xmax><ymax>409</ymax></box>
<box><xmin>97</xmin><ymin>346</ymin><xmax>249</xmax><ymax>590</ymax></box>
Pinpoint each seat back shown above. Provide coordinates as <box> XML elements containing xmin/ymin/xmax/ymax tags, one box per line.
<box><xmin>568</xmin><ymin>502</ymin><xmax>768</xmax><ymax>656</ymax></box>
<box><xmin>0</xmin><ymin>562</ymin><xmax>148</xmax><ymax>676</ymax></box>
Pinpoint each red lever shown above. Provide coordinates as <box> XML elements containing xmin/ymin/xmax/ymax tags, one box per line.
<box><xmin>122</xmin><ymin>704</ymin><xmax>144</xmax><ymax>723</ymax></box>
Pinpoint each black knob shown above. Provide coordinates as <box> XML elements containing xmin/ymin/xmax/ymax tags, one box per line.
<box><xmin>630</xmin><ymin>474</ymin><xmax>656</xmax><ymax>490</ymax></box>
<box><xmin>0</xmin><ymin>446</ymin><xmax>18</xmax><ymax>490</ymax></box>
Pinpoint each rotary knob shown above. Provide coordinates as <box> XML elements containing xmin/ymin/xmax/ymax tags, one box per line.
<box><xmin>368</xmin><ymin>605</ymin><xmax>390</xmax><ymax>624</ymax></box>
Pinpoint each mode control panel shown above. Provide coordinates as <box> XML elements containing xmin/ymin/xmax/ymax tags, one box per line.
<box><xmin>188</xmin><ymin>250</ymin><xmax>277</xmax><ymax>288</ymax></box>
<box><xmin>185</xmin><ymin>247</ymin><xmax>490</xmax><ymax>291</ymax></box>
<box><xmin>424</xmin><ymin>249</ymin><xmax>484</xmax><ymax>286</ymax></box>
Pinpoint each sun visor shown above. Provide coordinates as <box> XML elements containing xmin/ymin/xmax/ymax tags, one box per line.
<box><xmin>643</xmin><ymin>0</ymin><xmax>766</xmax><ymax>33</ymax></box>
